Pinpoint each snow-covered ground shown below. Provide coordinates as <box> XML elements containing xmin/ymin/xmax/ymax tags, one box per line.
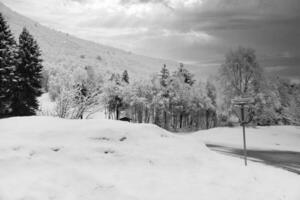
<box><xmin>0</xmin><ymin>117</ymin><xmax>299</xmax><ymax>200</ymax></box>
<box><xmin>200</xmin><ymin>126</ymin><xmax>300</xmax><ymax>152</ymax></box>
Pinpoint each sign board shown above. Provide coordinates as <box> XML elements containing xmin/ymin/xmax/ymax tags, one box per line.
<box><xmin>233</xmin><ymin>105</ymin><xmax>252</xmax><ymax>124</ymax></box>
<box><xmin>231</xmin><ymin>97</ymin><xmax>255</xmax><ymax>105</ymax></box>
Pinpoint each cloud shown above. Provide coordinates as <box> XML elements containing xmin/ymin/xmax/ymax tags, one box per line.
<box><xmin>120</xmin><ymin>0</ymin><xmax>164</xmax><ymax>4</ymax></box>
<box><xmin>1</xmin><ymin>0</ymin><xmax>300</xmax><ymax>78</ymax></box>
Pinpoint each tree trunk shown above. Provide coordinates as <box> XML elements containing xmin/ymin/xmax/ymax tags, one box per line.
<box><xmin>116</xmin><ymin>105</ymin><xmax>119</xmax><ymax>120</ymax></box>
<box><xmin>164</xmin><ymin>111</ymin><xmax>167</xmax><ymax>129</ymax></box>
<box><xmin>180</xmin><ymin>113</ymin><xmax>183</xmax><ymax>129</ymax></box>
<box><xmin>206</xmin><ymin>109</ymin><xmax>209</xmax><ymax>129</ymax></box>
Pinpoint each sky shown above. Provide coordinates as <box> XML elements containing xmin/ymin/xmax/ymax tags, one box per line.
<box><xmin>1</xmin><ymin>0</ymin><xmax>300</xmax><ymax>81</ymax></box>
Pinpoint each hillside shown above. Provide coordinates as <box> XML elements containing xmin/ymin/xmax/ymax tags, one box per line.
<box><xmin>0</xmin><ymin>117</ymin><xmax>299</xmax><ymax>200</ymax></box>
<box><xmin>0</xmin><ymin>2</ymin><xmax>217</xmax><ymax>79</ymax></box>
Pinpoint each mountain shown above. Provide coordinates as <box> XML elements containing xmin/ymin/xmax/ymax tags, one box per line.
<box><xmin>0</xmin><ymin>2</ymin><xmax>216</xmax><ymax>80</ymax></box>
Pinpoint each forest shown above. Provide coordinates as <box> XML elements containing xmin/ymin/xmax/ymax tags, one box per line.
<box><xmin>1</xmin><ymin>13</ymin><xmax>300</xmax><ymax>131</ymax></box>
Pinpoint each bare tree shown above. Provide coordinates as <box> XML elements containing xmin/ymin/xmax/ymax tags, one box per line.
<box><xmin>220</xmin><ymin>47</ymin><xmax>263</xmax><ymax>98</ymax></box>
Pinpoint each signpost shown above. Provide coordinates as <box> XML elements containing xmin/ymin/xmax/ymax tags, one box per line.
<box><xmin>231</xmin><ymin>97</ymin><xmax>255</xmax><ymax>166</ymax></box>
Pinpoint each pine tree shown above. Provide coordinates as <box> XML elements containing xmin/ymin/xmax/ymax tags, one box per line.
<box><xmin>0</xmin><ymin>13</ymin><xmax>18</xmax><ymax>117</ymax></box>
<box><xmin>11</xmin><ymin>28</ymin><xmax>43</xmax><ymax>116</ymax></box>
<box><xmin>160</xmin><ymin>64</ymin><xmax>169</xmax><ymax>87</ymax></box>
<box><xmin>175</xmin><ymin>63</ymin><xmax>195</xmax><ymax>86</ymax></box>
<box><xmin>122</xmin><ymin>70</ymin><xmax>129</xmax><ymax>84</ymax></box>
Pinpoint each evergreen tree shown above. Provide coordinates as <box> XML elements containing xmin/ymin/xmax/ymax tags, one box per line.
<box><xmin>122</xmin><ymin>70</ymin><xmax>129</xmax><ymax>84</ymax></box>
<box><xmin>11</xmin><ymin>28</ymin><xmax>43</xmax><ymax>116</ymax></box>
<box><xmin>0</xmin><ymin>13</ymin><xmax>18</xmax><ymax>117</ymax></box>
<box><xmin>160</xmin><ymin>64</ymin><xmax>169</xmax><ymax>87</ymax></box>
<box><xmin>175</xmin><ymin>63</ymin><xmax>195</xmax><ymax>86</ymax></box>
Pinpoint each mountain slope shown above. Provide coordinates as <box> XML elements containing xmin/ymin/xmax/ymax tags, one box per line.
<box><xmin>0</xmin><ymin>1</ymin><xmax>183</xmax><ymax>78</ymax></box>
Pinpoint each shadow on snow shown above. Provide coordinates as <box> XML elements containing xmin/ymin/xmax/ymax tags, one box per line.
<box><xmin>206</xmin><ymin>144</ymin><xmax>300</xmax><ymax>175</ymax></box>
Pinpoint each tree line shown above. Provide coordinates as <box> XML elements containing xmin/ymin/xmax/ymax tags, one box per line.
<box><xmin>44</xmin><ymin>46</ymin><xmax>300</xmax><ymax>130</ymax></box>
<box><xmin>101</xmin><ymin>47</ymin><xmax>300</xmax><ymax>129</ymax></box>
<box><xmin>1</xmin><ymin>12</ymin><xmax>299</xmax><ymax>129</ymax></box>
<box><xmin>101</xmin><ymin>65</ymin><xmax>217</xmax><ymax>131</ymax></box>
<box><xmin>0</xmin><ymin>13</ymin><xmax>43</xmax><ymax>118</ymax></box>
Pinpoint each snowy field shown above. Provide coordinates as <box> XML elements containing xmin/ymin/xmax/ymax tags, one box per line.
<box><xmin>0</xmin><ymin>117</ymin><xmax>299</xmax><ymax>200</ymax></box>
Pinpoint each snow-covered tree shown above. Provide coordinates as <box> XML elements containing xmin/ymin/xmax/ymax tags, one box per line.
<box><xmin>220</xmin><ymin>47</ymin><xmax>263</xmax><ymax>98</ymax></box>
<box><xmin>0</xmin><ymin>13</ymin><xmax>18</xmax><ymax>117</ymax></box>
<box><xmin>48</xmin><ymin>66</ymin><xmax>102</xmax><ymax>119</ymax></box>
<box><xmin>173</xmin><ymin>63</ymin><xmax>195</xmax><ymax>86</ymax></box>
<box><xmin>160</xmin><ymin>64</ymin><xmax>169</xmax><ymax>87</ymax></box>
<box><xmin>219</xmin><ymin>47</ymin><xmax>264</xmax><ymax>125</ymax></box>
<box><xmin>206</xmin><ymin>81</ymin><xmax>217</xmax><ymax>128</ymax></box>
<box><xmin>101</xmin><ymin>78</ymin><xmax>123</xmax><ymax>120</ymax></box>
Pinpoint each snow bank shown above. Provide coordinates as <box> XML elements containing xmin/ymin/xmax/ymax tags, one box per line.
<box><xmin>0</xmin><ymin>117</ymin><xmax>299</xmax><ymax>200</ymax></box>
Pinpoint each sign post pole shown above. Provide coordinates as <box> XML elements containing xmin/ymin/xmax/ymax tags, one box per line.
<box><xmin>231</xmin><ymin>97</ymin><xmax>254</xmax><ymax>166</ymax></box>
<box><xmin>241</xmin><ymin>105</ymin><xmax>247</xmax><ymax>166</ymax></box>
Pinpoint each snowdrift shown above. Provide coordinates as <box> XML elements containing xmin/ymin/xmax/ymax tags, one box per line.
<box><xmin>0</xmin><ymin>117</ymin><xmax>299</xmax><ymax>200</ymax></box>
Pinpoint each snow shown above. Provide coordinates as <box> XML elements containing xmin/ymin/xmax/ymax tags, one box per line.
<box><xmin>0</xmin><ymin>117</ymin><xmax>299</xmax><ymax>200</ymax></box>
<box><xmin>200</xmin><ymin>126</ymin><xmax>300</xmax><ymax>152</ymax></box>
<box><xmin>85</xmin><ymin>109</ymin><xmax>106</xmax><ymax>119</ymax></box>
<box><xmin>37</xmin><ymin>93</ymin><xmax>56</xmax><ymax>116</ymax></box>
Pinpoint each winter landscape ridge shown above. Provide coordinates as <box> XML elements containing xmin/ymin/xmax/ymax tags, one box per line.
<box><xmin>0</xmin><ymin>1</ymin><xmax>300</xmax><ymax>200</ymax></box>
<box><xmin>0</xmin><ymin>1</ymin><xmax>217</xmax><ymax>80</ymax></box>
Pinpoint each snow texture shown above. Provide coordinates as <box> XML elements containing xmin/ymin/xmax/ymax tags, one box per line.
<box><xmin>0</xmin><ymin>117</ymin><xmax>299</xmax><ymax>200</ymax></box>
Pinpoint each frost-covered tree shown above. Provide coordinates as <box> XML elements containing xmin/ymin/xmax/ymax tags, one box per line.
<box><xmin>174</xmin><ymin>63</ymin><xmax>195</xmax><ymax>86</ymax></box>
<box><xmin>48</xmin><ymin>68</ymin><xmax>75</xmax><ymax>118</ymax></box>
<box><xmin>219</xmin><ymin>47</ymin><xmax>264</xmax><ymax>125</ymax></box>
<box><xmin>0</xmin><ymin>13</ymin><xmax>18</xmax><ymax>117</ymax></box>
<box><xmin>99</xmin><ymin>65</ymin><xmax>217</xmax><ymax>131</ymax></box>
<box><xmin>11</xmin><ymin>28</ymin><xmax>43</xmax><ymax>116</ymax></box>
<box><xmin>206</xmin><ymin>81</ymin><xmax>217</xmax><ymax>128</ymax></box>
<box><xmin>48</xmin><ymin>66</ymin><xmax>102</xmax><ymax>119</ymax></box>
<box><xmin>101</xmin><ymin>78</ymin><xmax>124</xmax><ymax>120</ymax></box>
<box><xmin>218</xmin><ymin>47</ymin><xmax>300</xmax><ymax>126</ymax></box>
<box><xmin>220</xmin><ymin>47</ymin><xmax>263</xmax><ymax>99</ymax></box>
<box><xmin>160</xmin><ymin>64</ymin><xmax>169</xmax><ymax>87</ymax></box>
<box><xmin>274</xmin><ymin>78</ymin><xmax>300</xmax><ymax>125</ymax></box>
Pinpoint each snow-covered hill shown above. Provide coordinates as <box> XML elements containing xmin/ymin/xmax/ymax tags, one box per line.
<box><xmin>0</xmin><ymin>2</ymin><xmax>217</xmax><ymax>79</ymax></box>
<box><xmin>0</xmin><ymin>117</ymin><xmax>299</xmax><ymax>200</ymax></box>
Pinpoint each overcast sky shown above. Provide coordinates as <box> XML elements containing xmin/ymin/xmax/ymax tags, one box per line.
<box><xmin>2</xmin><ymin>0</ymin><xmax>300</xmax><ymax>80</ymax></box>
